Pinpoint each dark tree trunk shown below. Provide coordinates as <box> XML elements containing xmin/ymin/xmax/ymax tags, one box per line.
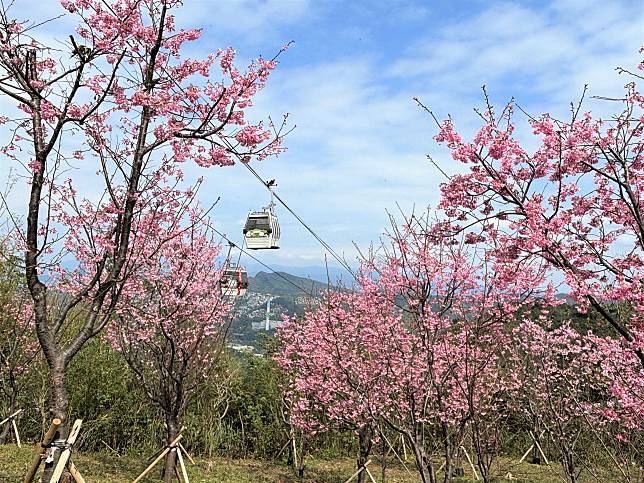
<box><xmin>408</xmin><ymin>428</ymin><xmax>436</xmax><ymax>483</ymax></box>
<box><xmin>0</xmin><ymin>388</ymin><xmax>17</xmax><ymax>444</ymax></box>
<box><xmin>561</xmin><ymin>446</ymin><xmax>578</xmax><ymax>483</ymax></box>
<box><xmin>163</xmin><ymin>414</ymin><xmax>180</xmax><ymax>483</ymax></box>
<box><xmin>0</xmin><ymin>418</ymin><xmax>9</xmax><ymax>444</ymax></box>
<box><xmin>441</xmin><ymin>422</ymin><xmax>464</xmax><ymax>483</ymax></box>
<box><xmin>286</xmin><ymin>438</ymin><xmax>294</xmax><ymax>466</ymax></box>
<box><xmin>380</xmin><ymin>434</ymin><xmax>388</xmax><ymax>483</ymax></box>
<box><xmin>40</xmin><ymin>361</ymin><xmax>70</xmax><ymax>482</ymax></box>
<box><xmin>356</xmin><ymin>425</ymin><xmax>373</xmax><ymax>483</ymax></box>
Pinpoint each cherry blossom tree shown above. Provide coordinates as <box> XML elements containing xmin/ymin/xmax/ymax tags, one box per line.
<box><xmin>109</xmin><ymin>211</ymin><xmax>228</xmax><ymax>482</ymax></box>
<box><xmin>276</xmin><ymin>284</ymin><xmax>401</xmax><ymax>483</ymax></box>
<box><xmin>430</xmin><ymin>56</ymin><xmax>644</xmax><ymax>368</ymax></box>
<box><xmin>509</xmin><ymin>316</ymin><xmax>644</xmax><ymax>482</ymax></box>
<box><xmin>369</xmin><ymin>215</ymin><xmax>541</xmax><ymax>483</ymax></box>
<box><xmin>511</xmin><ymin>319</ymin><xmax>600</xmax><ymax>483</ymax></box>
<box><xmin>0</xmin><ymin>247</ymin><xmax>38</xmax><ymax>443</ymax></box>
<box><xmin>0</xmin><ymin>0</ymin><xmax>286</xmax><ymax>477</ymax></box>
<box><xmin>278</xmin><ymin>213</ymin><xmax>543</xmax><ymax>483</ymax></box>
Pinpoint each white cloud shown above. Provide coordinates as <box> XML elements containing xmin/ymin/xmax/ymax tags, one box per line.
<box><xmin>1</xmin><ymin>0</ymin><xmax>642</xmax><ymax>276</ymax></box>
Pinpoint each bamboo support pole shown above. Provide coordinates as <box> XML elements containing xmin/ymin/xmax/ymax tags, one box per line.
<box><xmin>133</xmin><ymin>434</ymin><xmax>183</xmax><ymax>483</ymax></box>
<box><xmin>529</xmin><ymin>431</ymin><xmax>550</xmax><ymax>465</ymax></box>
<box><xmin>51</xmin><ymin>419</ymin><xmax>83</xmax><ymax>483</ymax></box>
<box><xmin>68</xmin><ymin>462</ymin><xmax>86</xmax><ymax>483</ymax></box>
<box><xmin>519</xmin><ymin>444</ymin><xmax>534</xmax><ymax>463</ymax></box>
<box><xmin>459</xmin><ymin>446</ymin><xmax>480</xmax><ymax>481</ymax></box>
<box><xmin>12</xmin><ymin>418</ymin><xmax>21</xmax><ymax>447</ymax></box>
<box><xmin>400</xmin><ymin>434</ymin><xmax>408</xmax><ymax>461</ymax></box>
<box><xmin>174</xmin><ymin>465</ymin><xmax>183</xmax><ymax>483</ymax></box>
<box><xmin>178</xmin><ymin>442</ymin><xmax>195</xmax><ymax>465</ymax></box>
<box><xmin>0</xmin><ymin>408</ymin><xmax>23</xmax><ymax>426</ymax></box>
<box><xmin>379</xmin><ymin>431</ymin><xmax>413</xmax><ymax>476</ymax></box>
<box><xmin>23</xmin><ymin>418</ymin><xmax>62</xmax><ymax>483</ymax></box>
<box><xmin>1</xmin><ymin>409</ymin><xmax>23</xmax><ymax>447</ymax></box>
<box><xmin>274</xmin><ymin>439</ymin><xmax>291</xmax><ymax>460</ymax></box>
<box><xmin>364</xmin><ymin>465</ymin><xmax>377</xmax><ymax>483</ymax></box>
<box><xmin>343</xmin><ymin>460</ymin><xmax>372</xmax><ymax>483</ymax></box>
<box><xmin>177</xmin><ymin>448</ymin><xmax>190</xmax><ymax>483</ymax></box>
<box><xmin>519</xmin><ymin>430</ymin><xmax>546</xmax><ymax>463</ymax></box>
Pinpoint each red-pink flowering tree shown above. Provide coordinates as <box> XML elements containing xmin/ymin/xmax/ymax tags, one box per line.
<box><xmin>510</xmin><ymin>319</ymin><xmax>606</xmax><ymax>483</ymax></box>
<box><xmin>278</xmin><ymin>213</ymin><xmax>544</xmax><ymax>483</ymax></box>
<box><xmin>369</xmin><ymin>215</ymin><xmax>542</xmax><ymax>483</ymax></box>
<box><xmin>0</xmin><ymin>248</ymin><xmax>38</xmax><ymax>443</ymax></box>
<box><xmin>109</xmin><ymin>212</ymin><xmax>228</xmax><ymax>481</ymax></box>
<box><xmin>509</xmin><ymin>316</ymin><xmax>644</xmax><ymax>482</ymax></box>
<box><xmin>430</xmin><ymin>57</ymin><xmax>644</xmax><ymax>368</ymax></box>
<box><xmin>276</xmin><ymin>283</ymin><xmax>402</xmax><ymax>483</ymax></box>
<box><xmin>0</xmin><ymin>0</ymin><xmax>286</xmax><ymax>477</ymax></box>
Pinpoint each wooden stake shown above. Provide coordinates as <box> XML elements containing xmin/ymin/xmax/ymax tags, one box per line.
<box><xmin>177</xmin><ymin>448</ymin><xmax>190</xmax><ymax>483</ymax></box>
<box><xmin>0</xmin><ymin>408</ymin><xmax>23</xmax><ymax>426</ymax></box>
<box><xmin>12</xmin><ymin>418</ymin><xmax>21</xmax><ymax>448</ymax></box>
<box><xmin>51</xmin><ymin>419</ymin><xmax>83</xmax><ymax>483</ymax></box>
<box><xmin>344</xmin><ymin>460</ymin><xmax>372</xmax><ymax>483</ymax></box>
<box><xmin>529</xmin><ymin>431</ymin><xmax>550</xmax><ymax>465</ymax></box>
<box><xmin>23</xmin><ymin>418</ymin><xmax>62</xmax><ymax>483</ymax></box>
<box><xmin>178</xmin><ymin>442</ymin><xmax>195</xmax><ymax>465</ymax></box>
<box><xmin>133</xmin><ymin>434</ymin><xmax>183</xmax><ymax>483</ymax></box>
<box><xmin>459</xmin><ymin>446</ymin><xmax>479</xmax><ymax>481</ymax></box>
<box><xmin>68</xmin><ymin>462</ymin><xmax>86</xmax><ymax>483</ymax></box>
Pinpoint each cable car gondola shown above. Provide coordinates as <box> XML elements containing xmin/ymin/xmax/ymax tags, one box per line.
<box><xmin>243</xmin><ymin>181</ymin><xmax>280</xmax><ymax>250</ymax></box>
<box><xmin>221</xmin><ymin>263</ymin><xmax>248</xmax><ymax>298</ymax></box>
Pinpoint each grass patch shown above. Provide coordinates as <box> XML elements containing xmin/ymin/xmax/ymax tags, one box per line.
<box><xmin>0</xmin><ymin>444</ymin><xmax>628</xmax><ymax>482</ymax></box>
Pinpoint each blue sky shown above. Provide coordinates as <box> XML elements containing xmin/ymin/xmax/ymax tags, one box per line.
<box><xmin>3</xmin><ymin>0</ymin><xmax>644</xmax><ymax>281</ymax></box>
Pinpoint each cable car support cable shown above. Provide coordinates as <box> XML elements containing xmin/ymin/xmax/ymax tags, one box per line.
<box><xmin>211</xmin><ymin>227</ymin><xmax>314</xmax><ymax>297</ymax></box>
<box><xmin>241</xmin><ymin>162</ymin><xmax>357</xmax><ymax>281</ymax></box>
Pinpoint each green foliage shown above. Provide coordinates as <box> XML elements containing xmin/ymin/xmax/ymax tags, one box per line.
<box><xmin>2</xmin><ymin>312</ymin><xmax>640</xmax><ymax>482</ymax></box>
<box><xmin>67</xmin><ymin>336</ymin><xmax>161</xmax><ymax>454</ymax></box>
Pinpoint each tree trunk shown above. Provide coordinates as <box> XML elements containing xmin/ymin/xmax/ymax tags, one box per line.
<box><xmin>295</xmin><ymin>435</ymin><xmax>307</xmax><ymax>478</ymax></box>
<box><xmin>380</xmin><ymin>434</ymin><xmax>388</xmax><ymax>483</ymax></box>
<box><xmin>0</xmin><ymin>390</ymin><xmax>17</xmax><ymax>444</ymax></box>
<box><xmin>561</xmin><ymin>446</ymin><xmax>577</xmax><ymax>483</ymax></box>
<box><xmin>40</xmin><ymin>361</ymin><xmax>70</xmax><ymax>482</ymax></box>
<box><xmin>441</xmin><ymin>423</ymin><xmax>461</xmax><ymax>483</ymax></box>
<box><xmin>408</xmin><ymin>430</ymin><xmax>436</xmax><ymax>483</ymax></box>
<box><xmin>163</xmin><ymin>414</ymin><xmax>180</xmax><ymax>483</ymax></box>
<box><xmin>356</xmin><ymin>425</ymin><xmax>373</xmax><ymax>483</ymax></box>
<box><xmin>0</xmin><ymin>386</ymin><xmax>18</xmax><ymax>444</ymax></box>
<box><xmin>0</xmin><ymin>418</ymin><xmax>10</xmax><ymax>444</ymax></box>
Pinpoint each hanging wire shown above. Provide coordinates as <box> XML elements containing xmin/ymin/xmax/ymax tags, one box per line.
<box><xmin>151</xmin><ymin>59</ymin><xmax>354</xmax><ymax>282</ymax></box>
<box><xmin>237</xmin><ymin>166</ymin><xmax>423</xmax><ymax>316</ymax></box>
<box><xmin>211</xmin><ymin>226</ymin><xmax>314</xmax><ymax>297</ymax></box>
<box><xmin>240</xmin><ymin>161</ymin><xmax>358</xmax><ymax>281</ymax></box>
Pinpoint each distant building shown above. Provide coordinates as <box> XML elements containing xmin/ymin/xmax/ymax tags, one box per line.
<box><xmin>251</xmin><ymin>319</ymin><xmax>286</xmax><ymax>331</ymax></box>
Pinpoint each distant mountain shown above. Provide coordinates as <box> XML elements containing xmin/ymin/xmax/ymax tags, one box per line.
<box><xmin>248</xmin><ymin>271</ymin><xmax>333</xmax><ymax>297</ymax></box>
<box><xmin>243</xmin><ymin>262</ymin><xmax>354</xmax><ymax>286</ymax></box>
